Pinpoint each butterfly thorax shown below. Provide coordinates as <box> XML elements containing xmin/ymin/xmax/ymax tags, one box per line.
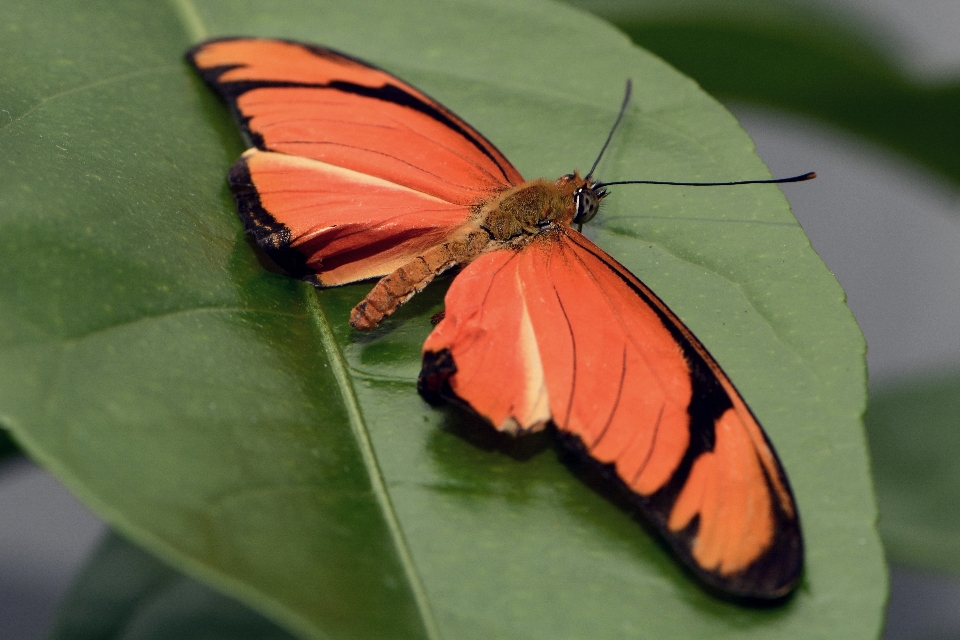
<box><xmin>478</xmin><ymin>172</ymin><xmax>592</xmax><ymax>243</ymax></box>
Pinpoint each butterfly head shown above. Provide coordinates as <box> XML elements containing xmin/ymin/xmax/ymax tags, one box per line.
<box><xmin>558</xmin><ymin>171</ymin><xmax>609</xmax><ymax>226</ymax></box>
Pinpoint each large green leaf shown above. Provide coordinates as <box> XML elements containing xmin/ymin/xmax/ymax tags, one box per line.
<box><xmin>866</xmin><ymin>369</ymin><xmax>960</xmax><ymax>574</ymax></box>
<box><xmin>1</xmin><ymin>0</ymin><xmax>882</xmax><ymax>638</ymax></box>
<box><xmin>569</xmin><ymin>0</ymin><xmax>960</xmax><ymax>191</ymax></box>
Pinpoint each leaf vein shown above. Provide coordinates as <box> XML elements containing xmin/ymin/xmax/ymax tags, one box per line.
<box><xmin>53</xmin><ymin>307</ymin><xmax>301</xmax><ymax>344</ymax></box>
<box><xmin>302</xmin><ymin>285</ymin><xmax>442</xmax><ymax>640</ymax></box>
<box><xmin>0</xmin><ymin>66</ymin><xmax>181</xmax><ymax>136</ymax></box>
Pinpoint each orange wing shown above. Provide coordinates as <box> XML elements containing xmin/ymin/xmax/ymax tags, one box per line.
<box><xmin>419</xmin><ymin>230</ymin><xmax>802</xmax><ymax>599</ymax></box>
<box><xmin>188</xmin><ymin>38</ymin><xmax>523</xmax><ymax>285</ymax></box>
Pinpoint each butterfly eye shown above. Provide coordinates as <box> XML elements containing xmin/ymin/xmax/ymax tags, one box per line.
<box><xmin>573</xmin><ymin>187</ymin><xmax>600</xmax><ymax>224</ymax></box>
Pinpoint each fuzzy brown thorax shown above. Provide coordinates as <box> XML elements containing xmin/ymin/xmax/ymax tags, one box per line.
<box><xmin>477</xmin><ymin>172</ymin><xmax>589</xmax><ymax>242</ymax></box>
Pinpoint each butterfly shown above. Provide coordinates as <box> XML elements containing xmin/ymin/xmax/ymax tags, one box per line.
<box><xmin>188</xmin><ymin>37</ymin><xmax>804</xmax><ymax>600</ymax></box>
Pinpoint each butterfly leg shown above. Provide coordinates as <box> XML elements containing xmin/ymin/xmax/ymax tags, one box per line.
<box><xmin>350</xmin><ymin>228</ymin><xmax>491</xmax><ymax>330</ymax></box>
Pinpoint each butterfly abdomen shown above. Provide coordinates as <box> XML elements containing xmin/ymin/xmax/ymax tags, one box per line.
<box><xmin>349</xmin><ymin>228</ymin><xmax>490</xmax><ymax>330</ymax></box>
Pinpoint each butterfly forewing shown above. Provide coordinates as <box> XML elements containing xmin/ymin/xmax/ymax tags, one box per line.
<box><xmin>188</xmin><ymin>38</ymin><xmax>522</xmax><ymax>284</ymax></box>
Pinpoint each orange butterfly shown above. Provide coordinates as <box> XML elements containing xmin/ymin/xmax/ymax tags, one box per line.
<box><xmin>189</xmin><ymin>38</ymin><xmax>804</xmax><ymax>600</ymax></box>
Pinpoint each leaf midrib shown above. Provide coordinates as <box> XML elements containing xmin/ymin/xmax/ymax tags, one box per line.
<box><xmin>301</xmin><ymin>284</ymin><xmax>442</xmax><ymax>640</ymax></box>
<box><xmin>170</xmin><ymin>1</ymin><xmax>444</xmax><ymax>634</ymax></box>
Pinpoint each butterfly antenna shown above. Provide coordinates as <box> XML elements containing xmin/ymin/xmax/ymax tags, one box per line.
<box><xmin>594</xmin><ymin>172</ymin><xmax>817</xmax><ymax>188</ymax></box>
<box><xmin>585</xmin><ymin>79</ymin><xmax>633</xmax><ymax>181</ymax></box>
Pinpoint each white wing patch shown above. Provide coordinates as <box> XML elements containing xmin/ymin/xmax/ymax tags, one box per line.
<box><xmin>497</xmin><ymin>269</ymin><xmax>552</xmax><ymax>435</ymax></box>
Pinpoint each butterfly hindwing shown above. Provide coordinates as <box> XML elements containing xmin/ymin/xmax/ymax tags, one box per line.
<box><xmin>228</xmin><ymin>149</ymin><xmax>472</xmax><ymax>286</ymax></box>
<box><xmin>420</xmin><ymin>230</ymin><xmax>802</xmax><ymax>599</ymax></box>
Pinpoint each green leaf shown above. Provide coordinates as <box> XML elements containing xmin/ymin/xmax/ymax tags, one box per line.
<box><xmin>1</xmin><ymin>0</ymin><xmax>882</xmax><ymax>638</ymax></box>
<box><xmin>49</xmin><ymin>532</ymin><xmax>298</xmax><ymax>640</ymax></box>
<box><xmin>867</xmin><ymin>369</ymin><xmax>960</xmax><ymax>574</ymax></box>
<box><xmin>569</xmin><ymin>0</ymin><xmax>960</xmax><ymax>191</ymax></box>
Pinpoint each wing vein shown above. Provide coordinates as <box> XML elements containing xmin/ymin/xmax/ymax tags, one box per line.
<box><xmin>380</xmin><ymin>109</ymin><xmax>505</xmax><ymax>185</ymax></box>
<box><xmin>565</xmin><ymin>235</ymin><xmax>673</xmax><ymax>394</ymax></box>
<box><xmin>588</xmin><ymin>345</ymin><xmax>629</xmax><ymax>450</ymax></box>
<box><xmin>630</xmin><ymin>404</ymin><xmax>665</xmax><ymax>485</ymax></box>
<box><xmin>553</xmin><ymin>287</ymin><xmax>578</xmax><ymax>428</ymax></box>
